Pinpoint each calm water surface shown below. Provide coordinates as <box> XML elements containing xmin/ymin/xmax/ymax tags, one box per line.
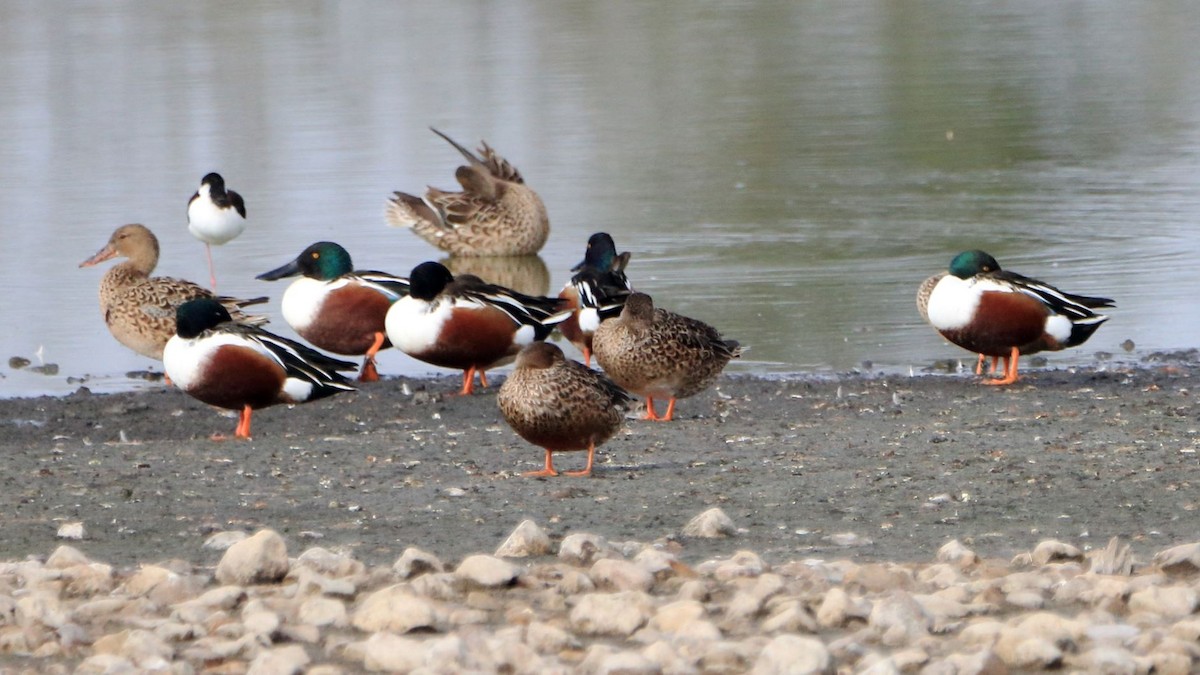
<box><xmin>2</xmin><ymin>1</ymin><xmax>1199</xmax><ymax>397</ymax></box>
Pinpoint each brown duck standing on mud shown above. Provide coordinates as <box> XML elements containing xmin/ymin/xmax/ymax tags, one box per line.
<box><xmin>592</xmin><ymin>292</ymin><xmax>741</xmax><ymax>422</ymax></box>
<box><xmin>498</xmin><ymin>342</ymin><xmax>631</xmax><ymax>477</ymax></box>
<box><xmin>386</xmin><ymin>128</ymin><xmax>549</xmax><ymax>256</ymax></box>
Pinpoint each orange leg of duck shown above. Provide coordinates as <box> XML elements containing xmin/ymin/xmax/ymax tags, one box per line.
<box><xmin>982</xmin><ymin>347</ymin><xmax>1021</xmax><ymax>386</ymax></box>
<box><xmin>642</xmin><ymin>397</ymin><xmax>661</xmax><ymax>420</ymax></box>
<box><xmin>974</xmin><ymin>354</ymin><xmax>1003</xmax><ymax>376</ymax></box>
<box><xmin>524</xmin><ymin>449</ymin><xmax>559</xmax><ymax>477</ymax></box>
<box><xmin>234</xmin><ymin>405</ymin><xmax>254</xmax><ymax>438</ymax></box>
<box><xmin>358</xmin><ymin>332</ymin><xmax>386</xmax><ymax>382</ymax></box>
<box><xmin>660</xmin><ymin>398</ymin><xmax>678</xmax><ymax>422</ymax></box>
<box><xmin>458</xmin><ymin>367</ymin><xmax>477</xmax><ymax>395</ymax></box>
<box><xmin>582</xmin><ymin>347</ymin><xmax>592</xmax><ymax>368</ymax></box>
<box><xmin>563</xmin><ymin>443</ymin><xmax>596</xmax><ymax>477</ymax></box>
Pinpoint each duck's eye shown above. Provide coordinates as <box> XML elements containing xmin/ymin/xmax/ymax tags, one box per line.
<box><xmin>311</xmin><ymin>252</ymin><xmax>320</xmax><ymax>260</ymax></box>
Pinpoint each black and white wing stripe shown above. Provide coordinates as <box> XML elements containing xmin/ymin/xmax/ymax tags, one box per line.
<box><xmin>995</xmin><ymin>271</ymin><xmax>1114</xmax><ymax>320</ymax></box>
<box><xmin>229</xmin><ymin>324</ymin><xmax>357</xmax><ymax>393</ymax></box>
<box><xmin>352</xmin><ymin>270</ymin><xmax>411</xmax><ymax>301</ymax></box>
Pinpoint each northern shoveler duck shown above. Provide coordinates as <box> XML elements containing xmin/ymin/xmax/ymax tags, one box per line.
<box><xmin>592</xmin><ymin>292</ymin><xmax>741</xmax><ymax>422</ymax></box>
<box><xmin>498</xmin><ymin>342</ymin><xmax>632</xmax><ymax>477</ymax></box>
<box><xmin>385</xmin><ymin>261</ymin><xmax>569</xmax><ymax>395</ymax></box>
<box><xmin>79</xmin><ymin>223</ymin><xmax>267</xmax><ymax>362</ymax></box>
<box><xmin>163</xmin><ymin>298</ymin><xmax>356</xmax><ymax>439</ymax></box>
<box><xmin>923</xmin><ymin>250</ymin><xmax>1114</xmax><ymax>385</ymax></box>
<box><xmin>187</xmin><ymin>172</ymin><xmax>247</xmax><ymax>290</ymax></box>
<box><xmin>256</xmin><ymin>242</ymin><xmax>410</xmax><ymax>382</ymax></box>
<box><xmin>558</xmin><ymin>233</ymin><xmax>633</xmax><ymax>367</ymax></box>
<box><xmin>385</xmin><ymin>128</ymin><xmax>549</xmax><ymax>256</ymax></box>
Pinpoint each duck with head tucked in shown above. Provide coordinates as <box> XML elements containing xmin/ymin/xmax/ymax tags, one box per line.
<box><xmin>558</xmin><ymin>232</ymin><xmax>633</xmax><ymax>367</ymax></box>
<box><xmin>79</xmin><ymin>223</ymin><xmax>267</xmax><ymax>363</ymax></box>
<box><xmin>592</xmin><ymin>292</ymin><xmax>741</xmax><ymax>422</ymax></box>
<box><xmin>163</xmin><ymin>297</ymin><xmax>356</xmax><ymax>439</ymax></box>
<box><xmin>385</xmin><ymin>261</ymin><xmax>569</xmax><ymax>394</ymax></box>
<box><xmin>922</xmin><ymin>249</ymin><xmax>1114</xmax><ymax>385</ymax></box>
<box><xmin>499</xmin><ymin>342</ymin><xmax>632</xmax><ymax>477</ymax></box>
<box><xmin>385</xmin><ymin>128</ymin><xmax>549</xmax><ymax>256</ymax></box>
<box><xmin>256</xmin><ymin>241</ymin><xmax>410</xmax><ymax>382</ymax></box>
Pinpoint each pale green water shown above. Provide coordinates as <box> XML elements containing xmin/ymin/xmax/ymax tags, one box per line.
<box><xmin>2</xmin><ymin>1</ymin><xmax>1199</xmax><ymax>396</ymax></box>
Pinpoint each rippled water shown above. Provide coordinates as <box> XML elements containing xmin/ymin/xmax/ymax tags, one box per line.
<box><xmin>3</xmin><ymin>1</ymin><xmax>1199</xmax><ymax>397</ymax></box>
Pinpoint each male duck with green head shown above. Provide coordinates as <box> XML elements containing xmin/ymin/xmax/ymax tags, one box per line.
<box><xmin>921</xmin><ymin>250</ymin><xmax>1114</xmax><ymax>385</ymax></box>
<box><xmin>257</xmin><ymin>242</ymin><xmax>410</xmax><ymax>382</ymax></box>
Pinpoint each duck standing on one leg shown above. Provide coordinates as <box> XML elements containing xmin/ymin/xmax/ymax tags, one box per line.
<box><xmin>163</xmin><ymin>298</ymin><xmax>357</xmax><ymax>439</ymax></box>
<box><xmin>557</xmin><ymin>232</ymin><xmax>633</xmax><ymax>367</ymax></box>
<box><xmin>592</xmin><ymin>292</ymin><xmax>741</xmax><ymax>422</ymax></box>
<box><xmin>923</xmin><ymin>250</ymin><xmax>1114</xmax><ymax>385</ymax></box>
<box><xmin>498</xmin><ymin>342</ymin><xmax>631</xmax><ymax>477</ymax></box>
<box><xmin>187</xmin><ymin>172</ymin><xmax>246</xmax><ymax>291</ymax></box>
<box><xmin>385</xmin><ymin>128</ymin><xmax>549</xmax><ymax>256</ymax></box>
<box><xmin>385</xmin><ymin>261</ymin><xmax>569</xmax><ymax>395</ymax></box>
<box><xmin>256</xmin><ymin>242</ymin><xmax>410</xmax><ymax>382</ymax></box>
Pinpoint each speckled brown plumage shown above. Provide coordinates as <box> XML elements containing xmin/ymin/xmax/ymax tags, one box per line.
<box><xmin>79</xmin><ymin>224</ymin><xmax>267</xmax><ymax>361</ymax></box>
<box><xmin>592</xmin><ymin>292</ymin><xmax>740</xmax><ymax>422</ymax></box>
<box><xmin>385</xmin><ymin>128</ymin><xmax>549</xmax><ymax>257</ymax></box>
<box><xmin>498</xmin><ymin>342</ymin><xmax>631</xmax><ymax>477</ymax></box>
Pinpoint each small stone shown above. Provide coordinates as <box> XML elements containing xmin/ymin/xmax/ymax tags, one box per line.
<box><xmin>869</xmin><ymin>590</ymin><xmax>931</xmax><ymax>647</ymax></box>
<box><xmin>751</xmin><ymin>634</ymin><xmax>832</xmax><ymax>674</ymax></box>
<box><xmin>351</xmin><ymin>584</ymin><xmax>439</xmax><ymax>633</ymax></box>
<box><xmin>817</xmin><ymin>587</ymin><xmax>869</xmax><ymax>629</ymax></box>
<box><xmin>1128</xmin><ymin>584</ymin><xmax>1199</xmax><ymax>619</ymax></box>
<box><xmin>826</xmin><ymin>531</ymin><xmax>873</xmax><ymax>547</ymax></box>
<box><xmin>456</xmin><ymin>554</ymin><xmax>521</xmax><ymax>588</ymax></box>
<box><xmin>203</xmin><ymin>531</ymin><xmax>249</xmax><ymax>551</ymax></box>
<box><xmin>62</xmin><ymin>563</ymin><xmax>116</xmax><ymax>597</ymax></box>
<box><xmin>594</xmin><ymin>650</ymin><xmax>661</xmax><ymax>675</ymax></box>
<box><xmin>247</xmin><ymin>644</ymin><xmax>310</xmax><ymax>675</ymax></box>
<box><xmin>651</xmin><ymin>600</ymin><xmax>707</xmax><ymax>633</ymax></box>
<box><xmin>726</xmin><ymin>574</ymin><xmax>785</xmax><ymax>621</ymax></box>
<box><xmin>700</xmin><ymin>550</ymin><xmax>768</xmax><ymax>581</ymax></box>
<box><xmin>56</xmin><ymin>522</ymin><xmax>85</xmax><ymax>540</ymax></box>
<box><xmin>590</xmin><ymin>558</ymin><xmax>654</xmax><ymax>592</ymax></box>
<box><xmin>294</xmin><ymin>546</ymin><xmax>365</xmax><ymax>578</ymax></box>
<box><xmin>362</xmin><ymin>632</ymin><xmax>424</xmax><ymax>671</ymax></box>
<box><xmin>682</xmin><ymin>507</ymin><xmax>736</xmax><ymax>538</ymax></box>
<box><xmin>392</xmin><ymin>547</ymin><xmax>444</xmax><ymax>579</ymax></box>
<box><xmin>215</xmin><ymin>529</ymin><xmax>289</xmax><ymax>585</ymax></box>
<box><xmin>495</xmin><ymin>519</ymin><xmax>552</xmax><ymax>557</ymax></box>
<box><xmin>525</xmin><ymin>620</ymin><xmax>581</xmax><ymax>653</ymax></box>
<box><xmin>570</xmin><ymin>591</ymin><xmax>654</xmax><ymax>637</ymax></box>
<box><xmin>1154</xmin><ymin>542</ymin><xmax>1200</xmax><ymax>574</ymax></box>
<box><xmin>762</xmin><ymin>600</ymin><xmax>819</xmax><ymax>634</ymax></box>
<box><xmin>1031</xmin><ymin>539</ymin><xmax>1084</xmax><ymax>565</ymax></box>
<box><xmin>298</xmin><ymin>596</ymin><xmax>347</xmax><ymax>627</ymax></box>
<box><xmin>45</xmin><ymin>545</ymin><xmax>90</xmax><ymax>569</ymax></box>
<box><xmin>243</xmin><ymin>609</ymin><xmax>281</xmax><ymax>638</ymax></box>
<box><xmin>559</xmin><ymin>532</ymin><xmax>619</xmax><ymax>566</ymax></box>
<box><xmin>936</xmin><ymin>540</ymin><xmax>979</xmax><ymax>567</ymax></box>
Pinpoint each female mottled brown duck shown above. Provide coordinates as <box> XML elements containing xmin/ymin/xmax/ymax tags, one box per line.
<box><xmin>79</xmin><ymin>223</ymin><xmax>266</xmax><ymax>362</ymax></box>
<box><xmin>592</xmin><ymin>292</ymin><xmax>740</xmax><ymax>422</ymax></box>
<box><xmin>498</xmin><ymin>342</ymin><xmax>631</xmax><ymax>477</ymax></box>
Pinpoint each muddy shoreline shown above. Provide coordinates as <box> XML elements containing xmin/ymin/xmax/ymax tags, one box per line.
<box><xmin>0</xmin><ymin>356</ymin><xmax>1196</xmax><ymax>571</ymax></box>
